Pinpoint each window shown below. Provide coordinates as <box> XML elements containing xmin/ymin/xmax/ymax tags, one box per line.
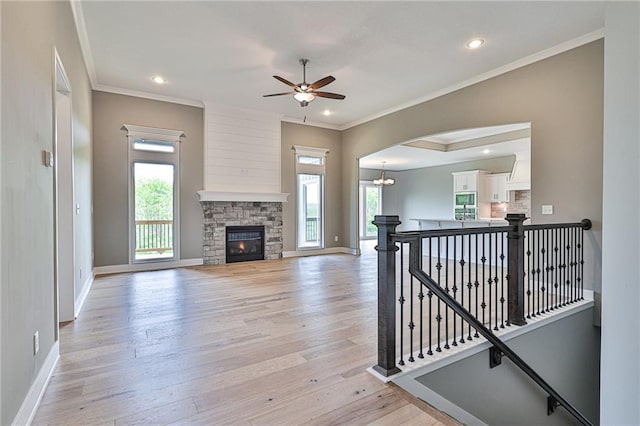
<box><xmin>122</xmin><ymin>124</ymin><xmax>185</xmax><ymax>263</ymax></box>
<box><xmin>360</xmin><ymin>181</ymin><xmax>382</xmax><ymax>239</ymax></box>
<box><xmin>293</xmin><ymin>145</ymin><xmax>329</xmax><ymax>250</ymax></box>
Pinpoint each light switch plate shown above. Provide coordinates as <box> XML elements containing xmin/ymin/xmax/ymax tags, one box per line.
<box><xmin>542</xmin><ymin>205</ymin><xmax>554</xmax><ymax>215</ymax></box>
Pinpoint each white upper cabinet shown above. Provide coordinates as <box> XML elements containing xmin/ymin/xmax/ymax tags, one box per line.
<box><xmin>453</xmin><ymin>170</ymin><xmax>487</xmax><ymax>192</ymax></box>
<box><xmin>485</xmin><ymin>173</ymin><xmax>511</xmax><ymax>202</ymax></box>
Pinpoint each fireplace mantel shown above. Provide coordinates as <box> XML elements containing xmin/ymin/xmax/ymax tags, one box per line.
<box><xmin>197</xmin><ymin>191</ymin><xmax>289</xmax><ymax>203</ymax></box>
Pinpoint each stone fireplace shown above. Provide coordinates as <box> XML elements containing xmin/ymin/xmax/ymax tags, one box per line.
<box><xmin>201</xmin><ymin>200</ymin><xmax>283</xmax><ymax>265</ymax></box>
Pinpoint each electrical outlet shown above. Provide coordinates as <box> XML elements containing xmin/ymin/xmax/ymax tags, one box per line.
<box><xmin>33</xmin><ymin>331</ymin><xmax>39</xmax><ymax>355</ymax></box>
<box><xmin>334</xmin><ymin>235</ymin><xmax>339</xmax><ymax>242</ymax></box>
<box><xmin>542</xmin><ymin>205</ymin><xmax>554</xmax><ymax>215</ymax></box>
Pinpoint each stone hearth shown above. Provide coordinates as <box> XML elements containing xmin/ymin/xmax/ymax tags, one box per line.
<box><xmin>201</xmin><ymin>201</ymin><xmax>283</xmax><ymax>265</ymax></box>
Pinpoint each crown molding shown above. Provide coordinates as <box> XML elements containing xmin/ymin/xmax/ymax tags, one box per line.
<box><xmin>340</xmin><ymin>28</ymin><xmax>605</xmax><ymax>131</ymax></box>
<box><xmin>94</xmin><ymin>84</ymin><xmax>204</xmax><ymax>108</ymax></box>
<box><xmin>70</xmin><ymin>0</ymin><xmax>97</xmax><ymax>86</ymax></box>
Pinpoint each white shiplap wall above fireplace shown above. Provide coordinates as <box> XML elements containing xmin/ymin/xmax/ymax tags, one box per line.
<box><xmin>200</xmin><ymin>102</ymin><xmax>289</xmax><ymax>202</ymax></box>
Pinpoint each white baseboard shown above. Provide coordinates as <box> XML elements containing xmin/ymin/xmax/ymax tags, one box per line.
<box><xmin>282</xmin><ymin>247</ymin><xmax>358</xmax><ymax>258</ymax></box>
<box><xmin>74</xmin><ymin>271</ymin><xmax>94</xmax><ymax>318</ymax></box>
<box><xmin>93</xmin><ymin>258</ymin><xmax>203</xmax><ymax>276</ymax></box>
<box><xmin>11</xmin><ymin>341</ymin><xmax>59</xmax><ymax>426</ymax></box>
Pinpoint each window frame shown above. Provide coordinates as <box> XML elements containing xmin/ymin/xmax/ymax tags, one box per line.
<box><xmin>123</xmin><ymin>124</ymin><xmax>184</xmax><ymax>264</ymax></box>
<box><xmin>293</xmin><ymin>145</ymin><xmax>329</xmax><ymax>250</ymax></box>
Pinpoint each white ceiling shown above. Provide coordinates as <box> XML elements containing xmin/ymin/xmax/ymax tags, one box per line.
<box><xmin>360</xmin><ymin>123</ymin><xmax>530</xmax><ymax>171</ymax></box>
<box><xmin>76</xmin><ymin>1</ymin><xmax>605</xmax><ymax>128</ymax></box>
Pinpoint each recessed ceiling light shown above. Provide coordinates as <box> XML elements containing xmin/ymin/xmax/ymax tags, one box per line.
<box><xmin>322</xmin><ymin>109</ymin><xmax>332</xmax><ymax>116</ymax></box>
<box><xmin>152</xmin><ymin>75</ymin><xmax>167</xmax><ymax>84</ymax></box>
<box><xmin>466</xmin><ymin>38</ymin><xmax>485</xmax><ymax>50</ymax></box>
<box><xmin>483</xmin><ymin>148</ymin><xmax>491</xmax><ymax>154</ymax></box>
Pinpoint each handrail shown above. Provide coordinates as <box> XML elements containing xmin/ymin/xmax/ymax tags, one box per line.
<box><xmin>392</xmin><ymin>225</ymin><xmax>513</xmax><ymax>240</ymax></box>
<box><xmin>404</xmin><ymin>236</ymin><xmax>593</xmax><ymax>426</ymax></box>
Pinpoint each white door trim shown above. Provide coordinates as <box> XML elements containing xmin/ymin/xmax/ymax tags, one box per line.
<box><xmin>53</xmin><ymin>48</ymin><xmax>76</xmax><ymax>324</ymax></box>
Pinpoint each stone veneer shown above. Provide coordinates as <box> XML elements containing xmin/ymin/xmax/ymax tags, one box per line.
<box><xmin>201</xmin><ymin>201</ymin><xmax>283</xmax><ymax>265</ymax></box>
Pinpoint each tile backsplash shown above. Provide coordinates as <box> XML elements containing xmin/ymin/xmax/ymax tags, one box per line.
<box><xmin>491</xmin><ymin>190</ymin><xmax>531</xmax><ymax>219</ymax></box>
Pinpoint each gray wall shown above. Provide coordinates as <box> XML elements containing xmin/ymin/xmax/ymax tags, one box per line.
<box><xmin>600</xmin><ymin>3</ymin><xmax>640</xmax><ymax>423</ymax></box>
<box><xmin>92</xmin><ymin>91</ymin><xmax>203</xmax><ymax>266</ymax></box>
<box><xmin>409</xmin><ymin>307</ymin><xmax>600</xmax><ymax>425</ymax></box>
<box><xmin>281</xmin><ymin>122</ymin><xmax>343</xmax><ymax>252</ymax></box>
<box><xmin>342</xmin><ymin>41</ymin><xmax>603</xmax><ymax>293</ymax></box>
<box><xmin>368</xmin><ymin>156</ymin><xmax>515</xmax><ymax>231</ymax></box>
<box><xmin>1</xmin><ymin>1</ymin><xmax>93</xmax><ymax>423</ymax></box>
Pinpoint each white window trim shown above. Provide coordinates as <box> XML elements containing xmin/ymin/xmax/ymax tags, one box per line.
<box><xmin>122</xmin><ymin>124</ymin><xmax>186</xmax><ymax>143</ymax></box>
<box><xmin>124</xmin><ymin>124</ymin><xmax>184</xmax><ymax>265</ymax></box>
<box><xmin>359</xmin><ymin>180</ymin><xmax>382</xmax><ymax>240</ymax></box>
<box><xmin>293</xmin><ymin>145</ymin><xmax>329</xmax><ymax>251</ymax></box>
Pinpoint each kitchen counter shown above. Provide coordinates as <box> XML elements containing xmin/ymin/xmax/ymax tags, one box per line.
<box><xmin>411</xmin><ymin>218</ymin><xmax>509</xmax><ymax>230</ymax></box>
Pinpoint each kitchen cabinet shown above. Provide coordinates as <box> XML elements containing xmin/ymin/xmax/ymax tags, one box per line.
<box><xmin>452</xmin><ymin>170</ymin><xmax>490</xmax><ymax>219</ymax></box>
<box><xmin>452</xmin><ymin>170</ymin><xmax>487</xmax><ymax>192</ymax></box>
<box><xmin>485</xmin><ymin>173</ymin><xmax>510</xmax><ymax>202</ymax></box>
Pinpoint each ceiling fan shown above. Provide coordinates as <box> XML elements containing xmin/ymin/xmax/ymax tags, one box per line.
<box><xmin>263</xmin><ymin>59</ymin><xmax>345</xmax><ymax>107</ymax></box>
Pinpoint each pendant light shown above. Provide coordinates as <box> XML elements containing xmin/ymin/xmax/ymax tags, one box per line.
<box><xmin>373</xmin><ymin>161</ymin><xmax>395</xmax><ymax>186</ymax></box>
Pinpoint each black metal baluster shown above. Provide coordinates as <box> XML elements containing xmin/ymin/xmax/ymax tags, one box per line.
<box><xmin>474</xmin><ymin>234</ymin><xmax>480</xmax><ymax>337</ymax></box>
<box><xmin>408</xmin><ymin>270</ymin><xmax>415</xmax><ymax>363</ymax></box>
<box><xmin>500</xmin><ymin>231</ymin><xmax>506</xmax><ymax>328</ymax></box>
<box><xmin>444</xmin><ymin>236</ymin><xmax>450</xmax><ymax>350</ymax></box>
<box><xmin>560</xmin><ymin>227</ymin><xmax>565</xmax><ymax>306</ymax></box>
<box><xmin>427</xmin><ymin>237</ymin><xmax>433</xmax><ymax>355</ymax></box>
<box><xmin>553</xmin><ymin>228</ymin><xmax>558</xmax><ymax>310</ymax></box>
<box><xmin>579</xmin><ymin>227</ymin><xmax>584</xmax><ymax>300</ymax></box>
<box><xmin>568</xmin><ymin>227</ymin><xmax>573</xmax><ymax>303</ymax></box>
<box><xmin>534</xmin><ymin>229</ymin><xmax>539</xmax><ymax>316</ymax></box>
<box><xmin>571</xmin><ymin>226</ymin><xmax>577</xmax><ymax>303</ymax></box>
<box><xmin>567</xmin><ymin>227</ymin><xmax>575</xmax><ymax>304</ymax></box>
<box><xmin>481</xmin><ymin>234</ymin><xmax>493</xmax><ymax>330</ymax></box>
<box><xmin>494</xmin><ymin>232</ymin><xmax>499</xmax><ymax>331</ymax></box>
<box><xmin>530</xmin><ymin>230</ymin><xmax>535</xmax><ymax>317</ymax></box>
<box><xmin>546</xmin><ymin>228</ymin><xmax>550</xmax><ymax>312</ymax></box>
<box><xmin>418</xmin><ymin>239</ymin><xmax>424</xmax><ymax>359</ymax></box>
<box><xmin>398</xmin><ymin>244</ymin><xmax>405</xmax><ymax>366</ymax></box>
<box><xmin>467</xmin><ymin>234</ymin><xmax>473</xmax><ymax>341</ymax></box>
<box><xmin>526</xmin><ymin>231</ymin><xmax>532</xmax><ymax>319</ymax></box>
<box><xmin>436</xmin><ymin>237</ymin><xmax>443</xmax><ymax>352</ymax></box>
<box><xmin>481</xmin><ymin>233</ymin><xmax>487</xmax><ymax>328</ymax></box>
<box><xmin>452</xmin><ymin>236</ymin><xmax>458</xmax><ymax>347</ymax></box>
<box><xmin>540</xmin><ymin>229</ymin><xmax>546</xmax><ymax>313</ymax></box>
<box><xmin>459</xmin><ymin>235</ymin><xmax>466</xmax><ymax>344</ymax></box>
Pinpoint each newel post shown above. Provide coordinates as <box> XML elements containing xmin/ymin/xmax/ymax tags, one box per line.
<box><xmin>506</xmin><ymin>213</ymin><xmax>527</xmax><ymax>326</ymax></box>
<box><xmin>372</xmin><ymin>215</ymin><xmax>402</xmax><ymax>377</ymax></box>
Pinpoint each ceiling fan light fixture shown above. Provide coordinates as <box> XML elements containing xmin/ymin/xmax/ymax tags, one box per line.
<box><xmin>294</xmin><ymin>91</ymin><xmax>316</xmax><ymax>103</ymax></box>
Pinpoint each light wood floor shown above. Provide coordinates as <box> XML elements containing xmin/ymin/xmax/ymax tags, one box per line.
<box><xmin>33</xmin><ymin>244</ymin><xmax>459</xmax><ymax>425</ymax></box>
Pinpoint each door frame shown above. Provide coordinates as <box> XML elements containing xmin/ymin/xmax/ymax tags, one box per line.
<box><xmin>53</xmin><ymin>48</ymin><xmax>75</xmax><ymax>325</ymax></box>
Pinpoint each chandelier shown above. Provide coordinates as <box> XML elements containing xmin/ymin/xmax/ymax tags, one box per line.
<box><xmin>373</xmin><ymin>161</ymin><xmax>395</xmax><ymax>186</ymax></box>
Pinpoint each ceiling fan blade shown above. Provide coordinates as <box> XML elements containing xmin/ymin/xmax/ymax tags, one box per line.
<box><xmin>273</xmin><ymin>75</ymin><xmax>300</xmax><ymax>90</ymax></box>
<box><xmin>263</xmin><ymin>92</ymin><xmax>295</xmax><ymax>97</ymax></box>
<box><xmin>313</xmin><ymin>91</ymin><xmax>345</xmax><ymax>100</ymax></box>
<box><xmin>309</xmin><ymin>75</ymin><xmax>335</xmax><ymax>90</ymax></box>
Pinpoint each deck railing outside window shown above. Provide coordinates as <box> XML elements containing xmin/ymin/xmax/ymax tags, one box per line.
<box><xmin>135</xmin><ymin>219</ymin><xmax>173</xmax><ymax>255</ymax></box>
<box><xmin>305</xmin><ymin>217</ymin><xmax>318</xmax><ymax>242</ymax></box>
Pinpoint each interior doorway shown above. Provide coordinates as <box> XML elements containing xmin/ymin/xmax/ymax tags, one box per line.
<box><xmin>54</xmin><ymin>49</ymin><xmax>75</xmax><ymax>324</ymax></box>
